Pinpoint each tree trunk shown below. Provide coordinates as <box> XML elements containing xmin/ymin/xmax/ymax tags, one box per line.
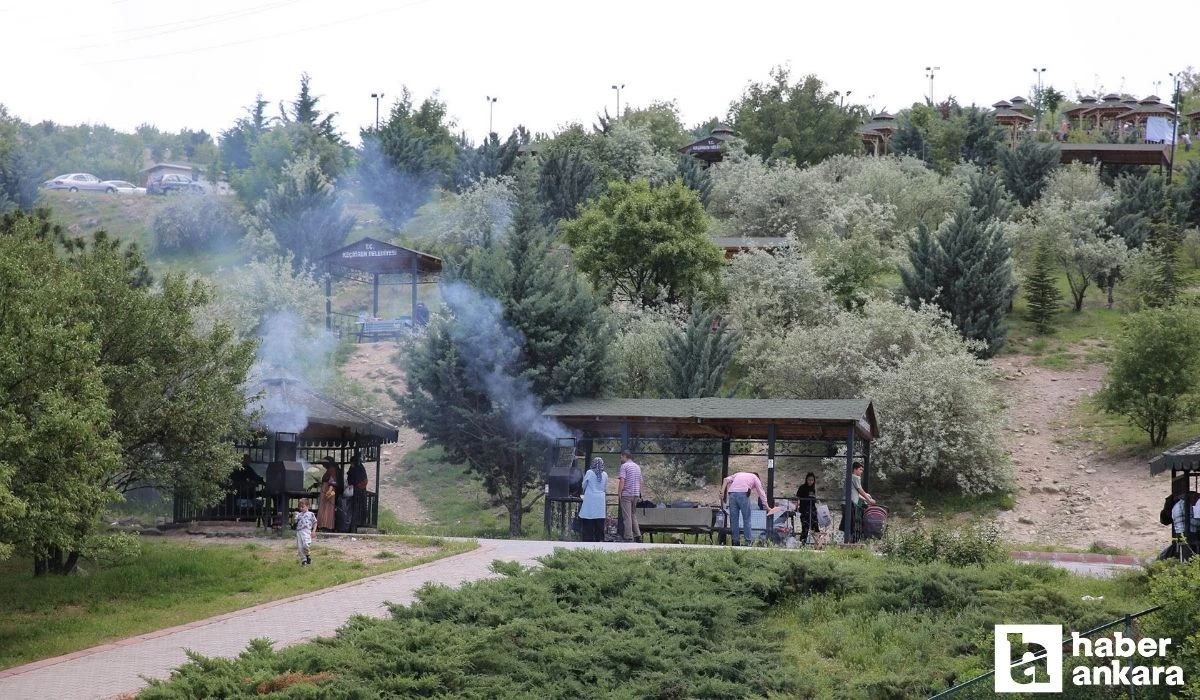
<box><xmin>509</xmin><ymin>484</ymin><xmax>524</xmax><ymax>537</ymax></box>
<box><xmin>33</xmin><ymin>547</ymin><xmax>80</xmax><ymax>576</ymax></box>
<box><xmin>1073</xmin><ymin>289</ymin><xmax>1086</xmax><ymax>312</ymax></box>
<box><xmin>1106</xmin><ymin>282</ymin><xmax>1115</xmax><ymax>309</ymax></box>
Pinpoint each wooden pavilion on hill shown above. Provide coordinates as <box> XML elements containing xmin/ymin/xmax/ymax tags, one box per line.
<box><xmin>992</xmin><ymin>100</ymin><xmax>1035</xmax><ymax>145</ymax></box>
<box><xmin>1059</xmin><ymin>143</ymin><xmax>1172</xmax><ymax>170</ymax></box>
<box><xmin>319</xmin><ymin>237</ymin><xmax>442</xmax><ymax>336</ymax></box>
<box><xmin>858</xmin><ymin>112</ymin><xmax>898</xmax><ymax>155</ymax></box>
<box><xmin>542</xmin><ymin>398</ymin><xmax>880</xmax><ymax>543</ymax></box>
<box><xmin>1086</xmin><ymin>93</ymin><xmax>1135</xmax><ymax>130</ymax></box>
<box><xmin>1064</xmin><ymin>96</ymin><xmax>1099</xmax><ymax>129</ymax></box>
<box><xmin>678</xmin><ymin>124</ymin><xmax>738</xmax><ymax>166</ymax></box>
<box><xmin>1187</xmin><ymin>109</ymin><xmax>1200</xmax><ymax>131</ymax></box>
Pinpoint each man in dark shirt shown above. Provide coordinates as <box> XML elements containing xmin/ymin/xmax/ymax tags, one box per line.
<box><xmin>347</xmin><ymin>453</ymin><xmax>369</xmax><ymax>532</ymax></box>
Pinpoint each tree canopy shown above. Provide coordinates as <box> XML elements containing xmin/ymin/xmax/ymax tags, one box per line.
<box><xmin>730</xmin><ymin>67</ymin><xmax>862</xmax><ymax>166</ymax></box>
<box><xmin>561</xmin><ymin>179</ymin><xmax>724</xmax><ymax>307</ymax></box>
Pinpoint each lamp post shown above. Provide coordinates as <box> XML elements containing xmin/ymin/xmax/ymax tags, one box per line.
<box><xmin>611</xmin><ymin>83</ymin><xmax>624</xmax><ymax>117</ymax></box>
<box><xmin>486</xmin><ymin>96</ymin><xmax>498</xmax><ymax>135</ymax></box>
<box><xmin>839</xmin><ymin>90</ymin><xmax>853</xmax><ymax>108</ymax></box>
<box><xmin>1032</xmin><ymin>67</ymin><xmax>1046</xmax><ymax>126</ymax></box>
<box><xmin>924</xmin><ymin>66</ymin><xmax>940</xmax><ymax>105</ymax></box>
<box><xmin>1168</xmin><ymin>72</ymin><xmax>1182</xmax><ymax>176</ymax></box>
<box><xmin>370</xmin><ymin>92</ymin><xmax>384</xmax><ymax>130</ymax></box>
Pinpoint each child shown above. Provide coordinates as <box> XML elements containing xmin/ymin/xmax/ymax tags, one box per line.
<box><xmin>295</xmin><ymin>498</ymin><xmax>316</xmax><ymax>566</ymax></box>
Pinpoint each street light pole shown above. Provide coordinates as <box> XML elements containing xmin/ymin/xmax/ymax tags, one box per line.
<box><xmin>1168</xmin><ymin>73</ymin><xmax>1182</xmax><ymax>177</ymax></box>
<box><xmin>924</xmin><ymin>66</ymin><xmax>940</xmax><ymax>105</ymax></box>
<box><xmin>611</xmin><ymin>83</ymin><xmax>624</xmax><ymax>117</ymax></box>
<box><xmin>839</xmin><ymin>90</ymin><xmax>853</xmax><ymax>108</ymax></box>
<box><xmin>370</xmin><ymin>92</ymin><xmax>384</xmax><ymax>130</ymax></box>
<box><xmin>486</xmin><ymin>96</ymin><xmax>498</xmax><ymax>135</ymax></box>
<box><xmin>1032</xmin><ymin>67</ymin><xmax>1046</xmax><ymax>126</ymax></box>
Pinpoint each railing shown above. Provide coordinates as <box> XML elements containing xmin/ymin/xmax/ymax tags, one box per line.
<box><xmin>173</xmin><ymin>490</ymin><xmax>379</xmax><ymax>529</ymax></box>
<box><xmin>328</xmin><ymin>311</ymin><xmax>360</xmax><ymax>339</ymax></box>
<box><xmin>929</xmin><ymin>605</ymin><xmax>1165</xmax><ymax>699</ymax></box>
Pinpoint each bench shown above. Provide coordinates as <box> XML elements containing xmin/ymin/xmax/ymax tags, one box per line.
<box><xmin>356</xmin><ymin>318</ymin><xmax>411</xmax><ymax>343</ymax></box>
<box><xmin>636</xmin><ymin>507</ymin><xmax>716</xmax><ymax>543</ymax></box>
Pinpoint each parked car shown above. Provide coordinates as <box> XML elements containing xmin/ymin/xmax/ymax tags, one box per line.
<box><xmin>42</xmin><ymin>173</ymin><xmax>109</xmax><ymax>192</ymax></box>
<box><xmin>147</xmin><ymin>174</ymin><xmax>204</xmax><ymax>195</ymax></box>
<box><xmin>101</xmin><ymin>180</ymin><xmax>146</xmax><ymax>195</ymax></box>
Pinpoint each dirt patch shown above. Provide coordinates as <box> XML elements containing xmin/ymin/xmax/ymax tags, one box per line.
<box><xmin>992</xmin><ymin>353</ymin><xmax>1170</xmax><ymax>555</ymax></box>
<box><xmin>338</xmin><ymin>342</ymin><xmax>431</xmax><ymax>525</ymax></box>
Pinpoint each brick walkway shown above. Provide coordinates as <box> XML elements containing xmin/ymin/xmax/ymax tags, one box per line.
<box><xmin>0</xmin><ymin>542</ymin><xmax>1141</xmax><ymax>700</ymax></box>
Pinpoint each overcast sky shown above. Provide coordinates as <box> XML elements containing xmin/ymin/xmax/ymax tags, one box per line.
<box><xmin>2</xmin><ymin>0</ymin><xmax>1196</xmax><ymax>145</ymax></box>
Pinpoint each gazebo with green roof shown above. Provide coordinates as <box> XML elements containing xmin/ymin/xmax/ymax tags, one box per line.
<box><xmin>543</xmin><ymin>397</ymin><xmax>880</xmax><ymax>543</ymax></box>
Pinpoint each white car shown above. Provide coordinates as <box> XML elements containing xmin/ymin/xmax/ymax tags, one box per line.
<box><xmin>101</xmin><ymin>180</ymin><xmax>146</xmax><ymax>195</ymax></box>
<box><xmin>42</xmin><ymin>173</ymin><xmax>109</xmax><ymax>192</ymax></box>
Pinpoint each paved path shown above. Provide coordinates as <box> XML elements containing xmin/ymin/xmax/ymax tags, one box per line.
<box><xmin>0</xmin><ymin>542</ymin><xmax>1142</xmax><ymax>699</ymax></box>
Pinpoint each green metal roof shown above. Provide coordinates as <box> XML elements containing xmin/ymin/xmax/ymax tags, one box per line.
<box><xmin>1150</xmin><ymin>436</ymin><xmax>1200</xmax><ymax>475</ymax></box>
<box><xmin>544</xmin><ymin>398</ymin><xmax>878</xmax><ymax>441</ymax></box>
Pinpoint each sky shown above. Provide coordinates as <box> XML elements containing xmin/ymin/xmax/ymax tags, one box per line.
<box><xmin>1</xmin><ymin>0</ymin><xmax>1196</xmax><ymax>146</ymax></box>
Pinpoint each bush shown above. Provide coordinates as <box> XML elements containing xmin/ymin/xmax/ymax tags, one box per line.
<box><xmin>152</xmin><ymin>196</ymin><xmax>245</xmax><ymax>254</ymax></box>
<box><xmin>750</xmin><ymin>301</ymin><xmax>1011</xmax><ymax>496</ymax></box>
<box><xmin>879</xmin><ymin>504</ymin><xmax>1004</xmax><ymax>567</ymax></box>
<box><xmin>1145</xmin><ymin>558</ymin><xmax>1200</xmax><ymax>696</ymax></box>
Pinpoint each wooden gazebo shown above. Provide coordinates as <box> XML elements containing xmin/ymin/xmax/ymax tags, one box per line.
<box><xmin>678</xmin><ymin>124</ymin><xmax>737</xmax><ymax>166</ymax></box>
<box><xmin>993</xmin><ymin>100</ymin><xmax>1034</xmax><ymax>145</ymax></box>
<box><xmin>1063</xmin><ymin>96</ymin><xmax>1099</xmax><ymax>130</ymax></box>
<box><xmin>858</xmin><ymin>112</ymin><xmax>898</xmax><ymax>155</ymax></box>
<box><xmin>319</xmin><ymin>237</ymin><xmax>442</xmax><ymax>333</ymax></box>
<box><xmin>1086</xmin><ymin>93</ymin><xmax>1134</xmax><ymax>130</ymax></box>
<box><xmin>543</xmin><ymin>398</ymin><xmax>880</xmax><ymax>543</ymax></box>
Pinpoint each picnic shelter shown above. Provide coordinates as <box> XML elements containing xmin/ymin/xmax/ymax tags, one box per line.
<box><xmin>319</xmin><ymin>237</ymin><xmax>443</xmax><ymax>338</ymax></box>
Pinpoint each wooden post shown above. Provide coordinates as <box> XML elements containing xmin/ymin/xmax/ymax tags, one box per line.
<box><xmin>766</xmin><ymin>424</ymin><xmax>776</xmax><ymax>506</ymax></box>
<box><xmin>862</xmin><ymin>439</ymin><xmax>871</xmax><ymax>492</ymax></box>
<box><xmin>842</xmin><ymin>425</ymin><xmax>857</xmax><ymax>544</ymax></box>
<box><xmin>325</xmin><ymin>274</ymin><xmax>332</xmax><ymax>332</ymax></box>
<box><xmin>411</xmin><ymin>252</ymin><xmax>419</xmax><ymax>319</ymax></box>
<box><xmin>371</xmin><ymin>273</ymin><xmax>380</xmax><ymax>319</ymax></box>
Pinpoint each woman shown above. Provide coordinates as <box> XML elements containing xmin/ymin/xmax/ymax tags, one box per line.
<box><xmin>579</xmin><ymin>457</ymin><xmax>609</xmax><ymax>542</ymax></box>
<box><xmin>316</xmin><ymin>457</ymin><xmax>341</xmax><ymax>531</ymax></box>
<box><xmin>795</xmin><ymin>472</ymin><xmax>820</xmax><ymax>546</ymax></box>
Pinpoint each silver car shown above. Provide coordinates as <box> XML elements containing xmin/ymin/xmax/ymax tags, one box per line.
<box><xmin>42</xmin><ymin>173</ymin><xmax>109</xmax><ymax>192</ymax></box>
<box><xmin>101</xmin><ymin>180</ymin><xmax>146</xmax><ymax>195</ymax></box>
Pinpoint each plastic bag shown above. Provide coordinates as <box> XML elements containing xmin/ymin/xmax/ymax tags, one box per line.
<box><xmin>816</xmin><ymin>504</ymin><xmax>832</xmax><ymax>528</ymax></box>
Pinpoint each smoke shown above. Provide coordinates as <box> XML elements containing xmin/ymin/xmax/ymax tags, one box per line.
<box><xmin>249</xmin><ymin>311</ymin><xmax>337</xmax><ymax>434</ymax></box>
<box><xmin>440</xmin><ymin>281</ymin><xmax>571</xmax><ymax>440</ymax></box>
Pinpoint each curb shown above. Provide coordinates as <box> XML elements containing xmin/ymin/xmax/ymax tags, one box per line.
<box><xmin>1010</xmin><ymin>550</ymin><xmax>1141</xmax><ymax>566</ymax></box>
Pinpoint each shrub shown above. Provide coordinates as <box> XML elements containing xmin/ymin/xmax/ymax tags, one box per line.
<box><xmin>750</xmin><ymin>301</ymin><xmax>1011</xmax><ymax>496</ymax></box>
<box><xmin>879</xmin><ymin>504</ymin><xmax>1004</xmax><ymax>567</ymax></box>
<box><xmin>151</xmin><ymin>196</ymin><xmax>244</xmax><ymax>254</ymax></box>
<box><xmin>1145</xmin><ymin>558</ymin><xmax>1200</xmax><ymax>696</ymax></box>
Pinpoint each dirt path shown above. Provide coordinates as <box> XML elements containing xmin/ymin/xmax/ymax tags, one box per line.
<box><xmin>991</xmin><ymin>354</ymin><xmax>1169</xmax><ymax>555</ymax></box>
<box><xmin>338</xmin><ymin>342</ymin><xmax>430</xmax><ymax>525</ymax></box>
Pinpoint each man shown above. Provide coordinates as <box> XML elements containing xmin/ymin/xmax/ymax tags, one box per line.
<box><xmin>719</xmin><ymin>471</ymin><xmax>770</xmax><ymax>546</ymax></box>
<box><xmin>617</xmin><ymin>450</ymin><xmax>642</xmax><ymax>542</ymax></box>
<box><xmin>346</xmin><ymin>452</ymin><xmax>369</xmax><ymax>533</ymax></box>
<box><xmin>846</xmin><ymin>462</ymin><xmax>875</xmax><ymax>543</ymax></box>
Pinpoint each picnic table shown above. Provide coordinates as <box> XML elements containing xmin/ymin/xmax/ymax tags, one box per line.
<box><xmin>356</xmin><ymin>317</ymin><xmax>412</xmax><ymax>343</ymax></box>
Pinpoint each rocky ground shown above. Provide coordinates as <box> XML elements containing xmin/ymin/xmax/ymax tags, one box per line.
<box><xmin>992</xmin><ymin>353</ymin><xmax>1170</xmax><ymax>555</ymax></box>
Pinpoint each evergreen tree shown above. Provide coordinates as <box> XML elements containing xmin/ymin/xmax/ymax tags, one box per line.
<box><xmin>1178</xmin><ymin>161</ymin><xmax>1200</xmax><ymax>230</ymax></box>
<box><xmin>395</xmin><ymin>179</ymin><xmax>611</xmax><ymax>536</ymax></box>
<box><xmin>960</xmin><ymin>107</ymin><xmax>1006</xmax><ymax>168</ymax></box>
<box><xmin>254</xmin><ymin>155</ymin><xmax>355</xmax><ymax>266</ymax></box>
<box><xmin>900</xmin><ymin>222</ymin><xmax>943</xmax><ymax>305</ymax></box>
<box><xmin>450</xmin><ymin>128</ymin><xmax>525</xmax><ymax>192</ymax></box>
<box><xmin>1024</xmin><ymin>234</ymin><xmax>1062</xmax><ymax>334</ymax></box>
<box><xmin>279</xmin><ymin>73</ymin><xmax>341</xmax><ymax>145</ymax></box>
<box><xmin>676</xmin><ymin>154</ymin><xmax>711</xmax><ymax>206</ymax></box>
<box><xmin>966</xmin><ymin>168</ymin><xmax>1014</xmax><ymax>224</ymax></box>
<box><xmin>903</xmin><ymin>209</ymin><xmax>1016</xmax><ymax>356</ymax></box>
<box><xmin>536</xmin><ymin>147</ymin><xmax>601</xmax><ymax>226</ymax></box>
<box><xmin>661</xmin><ymin>301</ymin><xmax>741</xmax><ymax>399</ymax></box>
<box><xmin>999</xmin><ymin>140</ymin><xmax>1060</xmax><ymax>207</ymax></box>
<box><xmin>1107</xmin><ymin>171</ymin><xmax>1166</xmax><ymax>249</ymax></box>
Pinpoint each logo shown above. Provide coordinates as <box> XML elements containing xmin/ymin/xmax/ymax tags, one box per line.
<box><xmin>995</xmin><ymin>625</ymin><xmax>1062</xmax><ymax>693</ymax></box>
<box><xmin>994</xmin><ymin>624</ymin><xmax>1183</xmax><ymax>693</ymax></box>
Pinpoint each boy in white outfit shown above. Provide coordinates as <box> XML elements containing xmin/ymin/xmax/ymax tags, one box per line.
<box><xmin>295</xmin><ymin>498</ymin><xmax>316</xmax><ymax>565</ymax></box>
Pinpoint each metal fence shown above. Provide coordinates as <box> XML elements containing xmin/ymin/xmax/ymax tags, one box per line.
<box><xmin>929</xmin><ymin>606</ymin><xmax>1167</xmax><ymax>699</ymax></box>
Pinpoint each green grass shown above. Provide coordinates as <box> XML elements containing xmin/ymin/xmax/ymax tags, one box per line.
<box><xmin>0</xmin><ymin>535</ymin><xmax>474</xmax><ymax>670</ymax></box>
<box><xmin>384</xmin><ymin>446</ymin><xmax>526</xmax><ymax>538</ymax></box>
<box><xmin>1005</xmin><ymin>267</ymin><xmax>1125</xmax><ymax>366</ymax></box>
<box><xmin>1073</xmin><ymin>394</ymin><xmax>1200</xmax><ymax>457</ymax></box>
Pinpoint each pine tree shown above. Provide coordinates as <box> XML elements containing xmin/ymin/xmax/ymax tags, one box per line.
<box><xmin>966</xmin><ymin>168</ymin><xmax>1014</xmax><ymax>224</ymax></box>
<box><xmin>999</xmin><ymin>140</ymin><xmax>1059</xmax><ymax>207</ymax></box>
<box><xmin>903</xmin><ymin>209</ymin><xmax>1016</xmax><ymax>356</ymax></box>
<box><xmin>1024</xmin><ymin>235</ymin><xmax>1062</xmax><ymax>334</ymax></box>
<box><xmin>676</xmin><ymin>154</ymin><xmax>711</xmax><ymax>206</ymax></box>
<box><xmin>536</xmin><ymin>147</ymin><xmax>600</xmax><ymax>226</ymax></box>
<box><xmin>396</xmin><ymin>177</ymin><xmax>611</xmax><ymax>536</ymax></box>
<box><xmin>900</xmin><ymin>221</ymin><xmax>943</xmax><ymax>305</ymax></box>
<box><xmin>254</xmin><ymin>155</ymin><xmax>355</xmax><ymax>266</ymax></box>
<box><xmin>661</xmin><ymin>301</ymin><xmax>741</xmax><ymax>399</ymax></box>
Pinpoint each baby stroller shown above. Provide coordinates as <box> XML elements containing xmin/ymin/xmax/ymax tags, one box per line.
<box><xmin>862</xmin><ymin>504</ymin><xmax>889</xmax><ymax>539</ymax></box>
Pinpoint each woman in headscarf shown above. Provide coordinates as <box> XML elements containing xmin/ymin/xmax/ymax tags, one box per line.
<box><xmin>795</xmin><ymin>472</ymin><xmax>820</xmax><ymax>546</ymax></box>
<box><xmin>316</xmin><ymin>457</ymin><xmax>341</xmax><ymax>531</ymax></box>
<box><xmin>579</xmin><ymin>457</ymin><xmax>609</xmax><ymax>542</ymax></box>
